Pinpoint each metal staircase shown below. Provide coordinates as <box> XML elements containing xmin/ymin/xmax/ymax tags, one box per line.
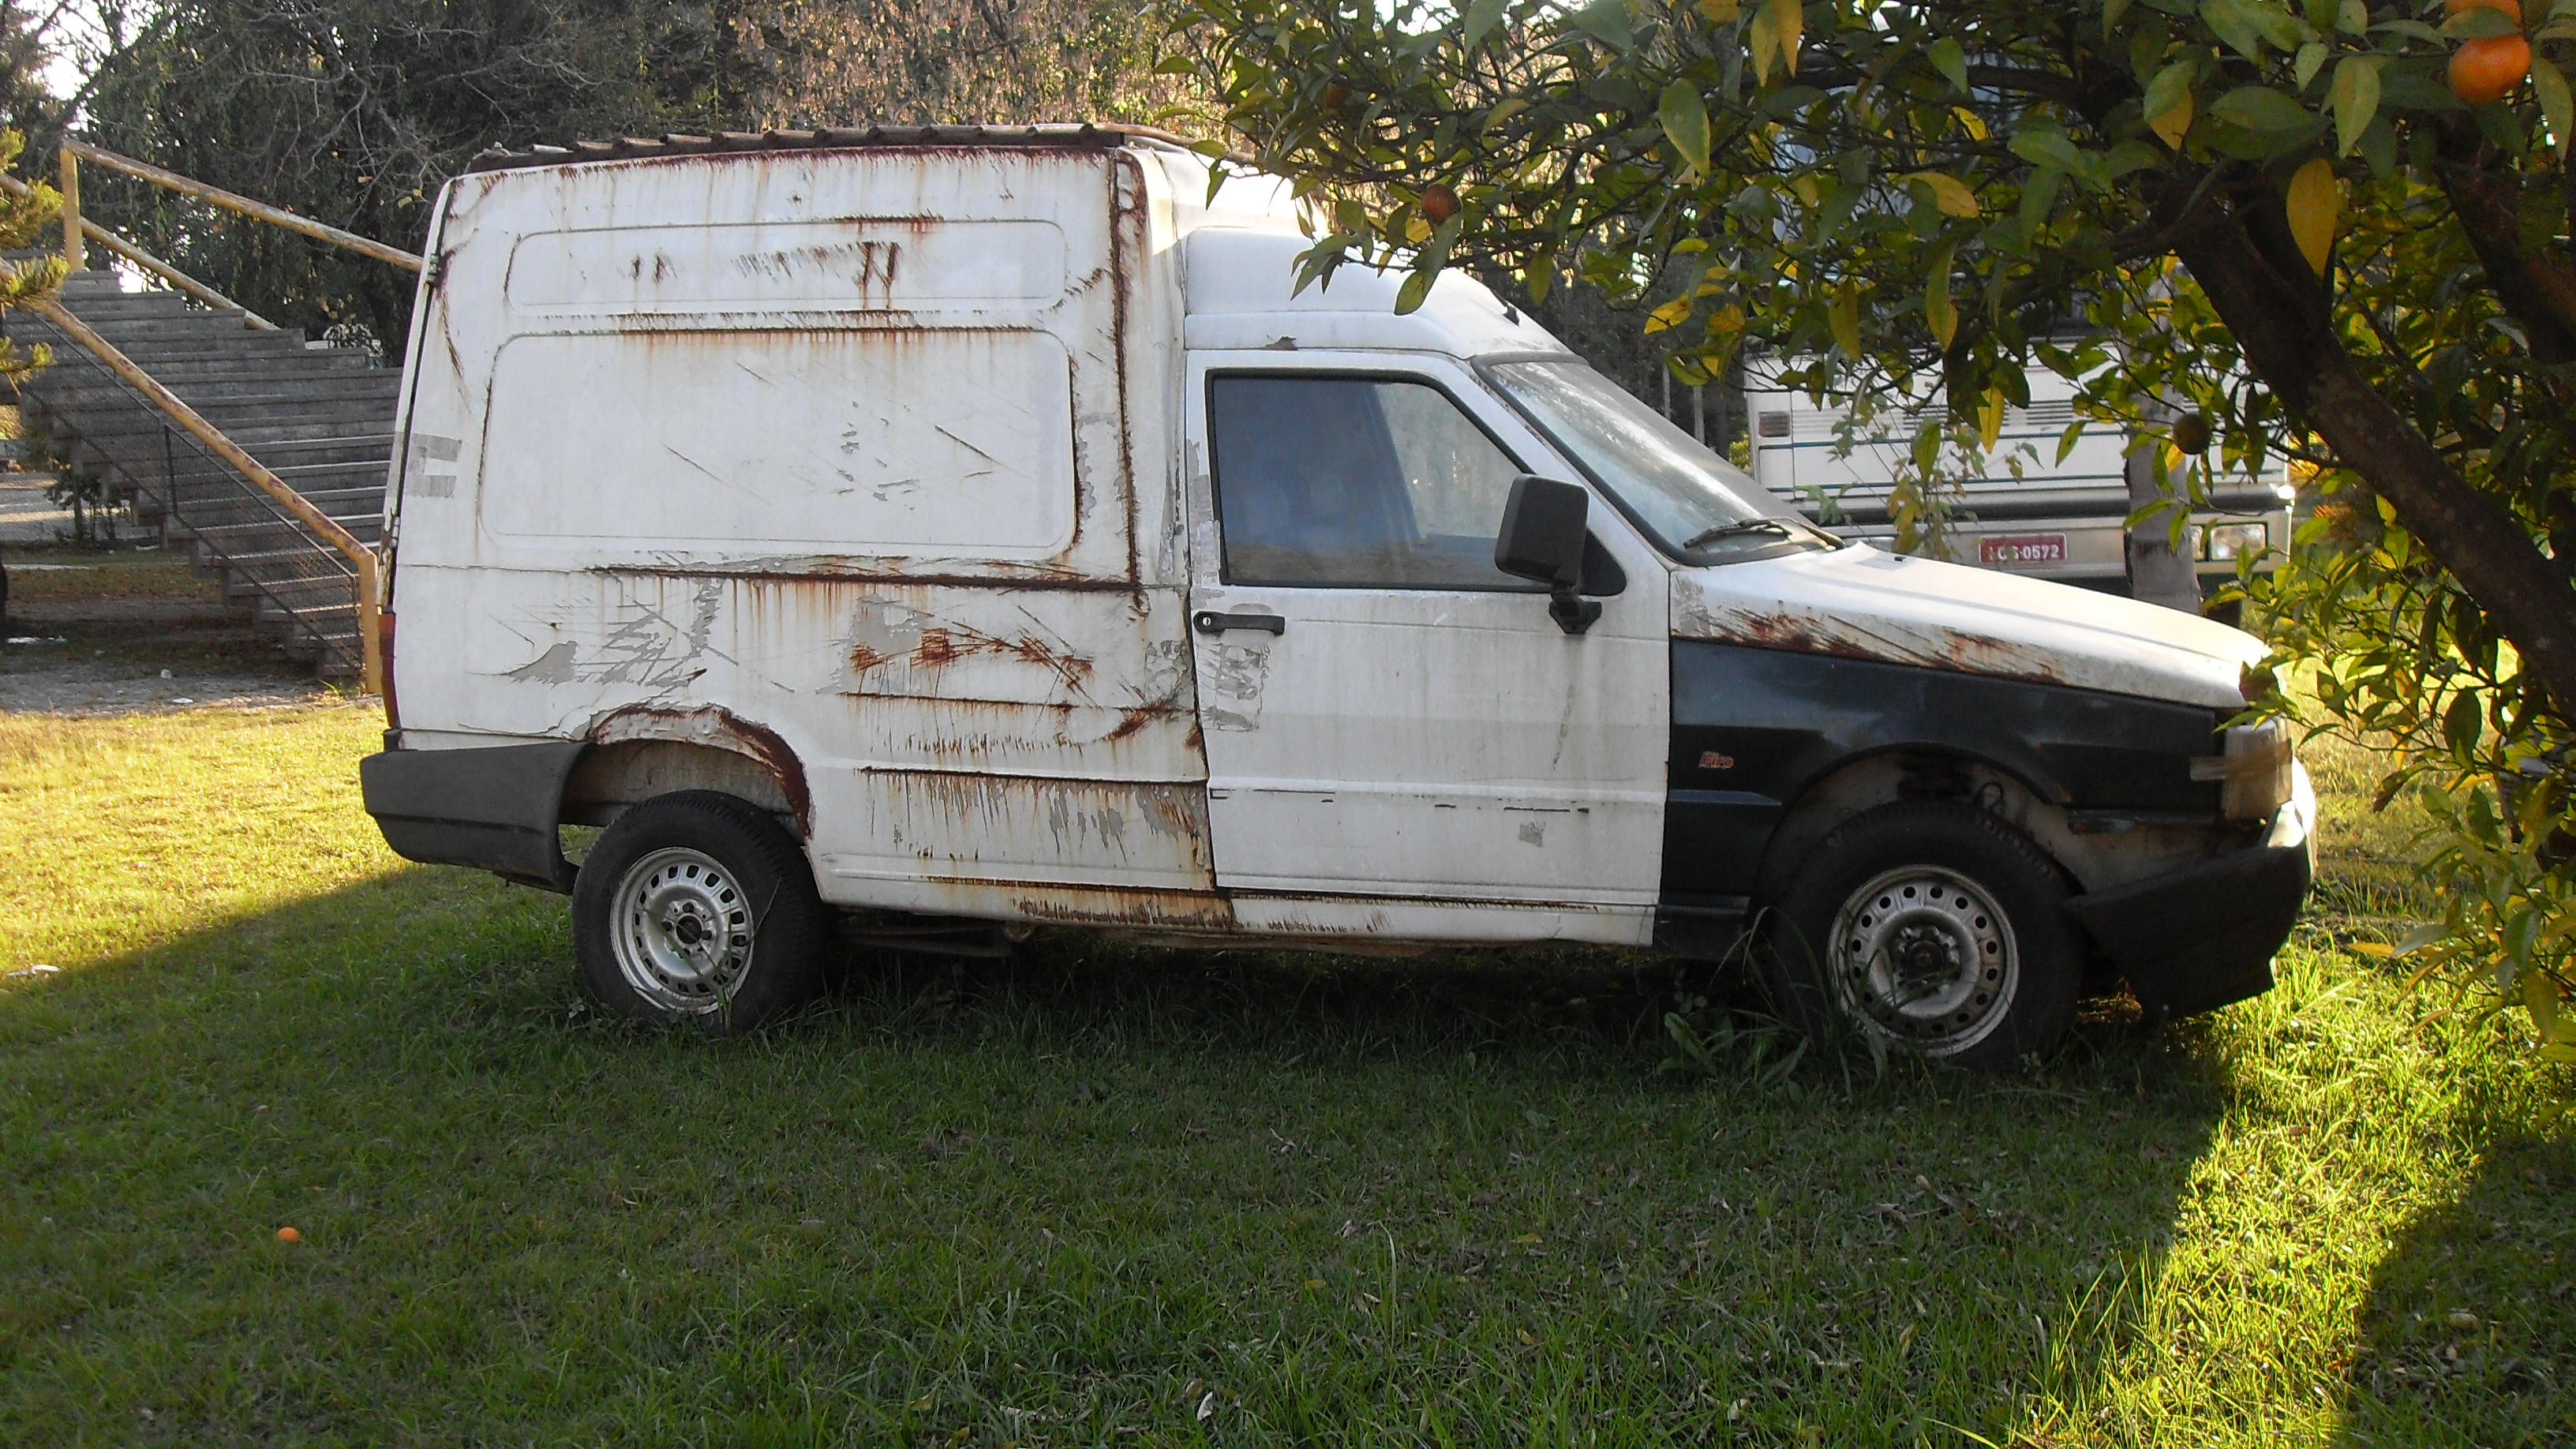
<box><xmin>1</xmin><ymin>140</ymin><xmax>417</xmax><ymax>687</ymax></box>
<box><xmin>7</xmin><ymin>270</ymin><xmax>401</xmax><ymax>675</ymax></box>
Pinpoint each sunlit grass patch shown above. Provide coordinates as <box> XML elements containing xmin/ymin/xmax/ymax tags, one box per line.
<box><xmin>0</xmin><ymin>702</ymin><xmax>2567</xmax><ymax>1447</ymax></box>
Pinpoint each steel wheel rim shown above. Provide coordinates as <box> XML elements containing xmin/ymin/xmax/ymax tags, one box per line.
<box><xmin>610</xmin><ymin>847</ymin><xmax>755</xmax><ymax>1013</ymax></box>
<box><xmin>1828</xmin><ymin>864</ymin><xmax>2019</xmax><ymax>1055</ymax></box>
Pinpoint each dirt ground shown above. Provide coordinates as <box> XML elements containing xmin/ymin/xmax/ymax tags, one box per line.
<box><xmin>1</xmin><ymin>511</ymin><xmax>339</xmax><ymax>715</ymax></box>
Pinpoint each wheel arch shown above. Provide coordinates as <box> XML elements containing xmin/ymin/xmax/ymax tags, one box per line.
<box><xmin>565</xmin><ymin>705</ymin><xmax>812</xmax><ymax>837</ymax></box>
<box><xmin>1751</xmin><ymin>744</ymin><xmax>2072</xmax><ymax>904</ymax></box>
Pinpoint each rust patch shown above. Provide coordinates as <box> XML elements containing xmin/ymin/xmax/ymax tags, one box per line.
<box><xmin>587</xmin><ymin>703</ymin><xmax>814</xmax><ymax>834</ymax></box>
<box><xmin>1687</xmin><ymin>605</ymin><xmax>2067</xmax><ymax>687</ymax></box>
<box><xmin>1104</xmin><ymin>706</ymin><xmax>1156</xmax><ymax>743</ymax></box>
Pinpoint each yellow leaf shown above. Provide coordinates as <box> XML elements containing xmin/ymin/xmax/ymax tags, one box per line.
<box><xmin>1768</xmin><ymin>0</ymin><xmax>1803</xmax><ymax>76</ymax></box>
<box><xmin>1645</xmin><ymin>297</ymin><xmax>1693</xmax><ymax>334</ymax></box>
<box><xmin>2348</xmin><ymin>942</ymin><xmax>2396</xmax><ymax>957</ymax></box>
<box><xmin>1977</xmin><ymin>388</ymin><xmax>2005</xmax><ymax>451</ymax></box>
<box><xmin>1907</xmin><ymin>170</ymin><xmax>1980</xmax><ymax>218</ymax></box>
<box><xmin>2149</xmin><ymin>87</ymin><xmax>2193</xmax><ymax>149</ymax></box>
<box><xmin>1828</xmin><ymin>280</ymin><xmax>1861</xmax><ymax>356</ymax></box>
<box><xmin>1953</xmin><ymin>106</ymin><xmax>1989</xmax><ymax>141</ymax></box>
<box><xmin>1405</xmin><ymin>212</ymin><xmax>1433</xmax><ymax>245</ymax></box>
<box><xmin>1747</xmin><ymin>6</ymin><xmax>1777</xmax><ymax>85</ymax></box>
<box><xmin>1788</xmin><ymin>174</ymin><xmax>1822</xmax><ymax>208</ymax></box>
<box><xmin>1923</xmin><ymin>241</ymin><xmax>1956</xmax><ymax>349</ymax></box>
<box><xmin>1707</xmin><ymin>301</ymin><xmax>1747</xmax><ymax>333</ymax></box>
<box><xmin>1696</xmin><ymin>0</ymin><xmax>1739</xmax><ymax>19</ymax></box>
<box><xmin>2286</xmin><ymin>158</ymin><xmax>2338</xmax><ymax>276</ymax></box>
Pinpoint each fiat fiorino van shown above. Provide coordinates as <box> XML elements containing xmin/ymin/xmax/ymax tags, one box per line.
<box><xmin>359</xmin><ymin>125</ymin><xmax>2314</xmax><ymax>1067</ymax></box>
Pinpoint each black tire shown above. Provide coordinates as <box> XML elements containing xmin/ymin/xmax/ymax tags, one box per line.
<box><xmin>1762</xmin><ymin>799</ymin><xmax>2080</xmax><ymax>1069</ymax></box>
<box><xmin>571</xmin><ymin>790</ymin><xmax>827</xmax><ymax>1033</ymax></box>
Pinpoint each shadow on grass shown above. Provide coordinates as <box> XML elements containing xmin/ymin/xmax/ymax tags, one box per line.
<box><xmin>1</xmin><ymin>867</ymin><xmax>2241</xmax><ymax>1447</ymax></box>
<box><xmin>2336</xmin><ymin>1122</ymin><xmax>2576</xmax><ymax>1449</ymax></box>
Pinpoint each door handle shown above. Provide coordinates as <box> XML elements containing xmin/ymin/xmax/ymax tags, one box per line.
<box><xmin>1193</xmin><ymin>608</ymin><xmax>1286</xmax><ymax>635</ymax></box>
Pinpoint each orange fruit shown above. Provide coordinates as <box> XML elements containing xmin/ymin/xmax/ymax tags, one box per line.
<box><xmin>2444</xmin><ymin>0</ymin><xmax>2520</xmax><ymax>23</ymax></box>
<box><xmin>2450</xmin><ymin>34</ymin><xmax>2532</xmax><ymax>104</ymax></box>
<box><xmin>1420</xmin><ymin>185</ymin><xmax>1461</xmax><ymax>223</ymax></box>
<box><xmin>275</xmin><ymin>1226</ymin><xmax>301</xmax><ymax>1242</ymax></box>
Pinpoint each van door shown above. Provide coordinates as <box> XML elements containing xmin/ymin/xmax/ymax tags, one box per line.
<box><xmin>1183</xmin><ymin>354</ymin><xmax>1668</xmax><ymax>943</ymax></box>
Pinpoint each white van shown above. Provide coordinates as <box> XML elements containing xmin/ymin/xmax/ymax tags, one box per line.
<box><xmin>359</xmin><ymin>125</ymin><xmax>2314</xmax><ymax>1067</ymax></box>
<box><xmin>1743</xmin><ymin>359</ymin><xmax>2298</xmax><ymax>592</ymax></box>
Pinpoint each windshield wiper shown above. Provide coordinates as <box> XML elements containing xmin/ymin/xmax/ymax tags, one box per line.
<box><xmin>1681</xmin><ymin>518</ymin><xmax>1794</xmax><ymax>549</ymax></box>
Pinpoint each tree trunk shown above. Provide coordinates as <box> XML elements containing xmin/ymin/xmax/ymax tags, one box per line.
<box><xmin>2177</xmin><ymin>214</ymin><xmax>2576</xmax><ymax>721</ymax></box>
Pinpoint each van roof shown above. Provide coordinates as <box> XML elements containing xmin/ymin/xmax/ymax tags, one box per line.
<box><xmin>464</xmin><ymin>122</ymin><xmax>1219</xmax><ymax>174</ymax></box>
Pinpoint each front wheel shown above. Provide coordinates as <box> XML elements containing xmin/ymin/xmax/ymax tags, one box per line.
<box><xmin>1763</xmin><ymin>800</ymin><xmax>2080</xmax><ymax>1069</ymax></box>
<box><xmin>571</xmin><ymin>791</ymin><xmax>826</xmax><ymax>1033</ymax></box>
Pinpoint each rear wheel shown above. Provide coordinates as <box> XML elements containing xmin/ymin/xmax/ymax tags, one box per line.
<box><xmin>571</xmin><ymin>791</ymin><xmax>826</xmax><ymax>1033</ymax></box>
<box><xmin>1764</xmin><ymin>800</ymin><xmax>2080</xmax><ymax>1069</ymax></box>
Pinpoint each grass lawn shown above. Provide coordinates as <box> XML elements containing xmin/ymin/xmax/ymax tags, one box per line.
<box><xmin>1</xmin><ymin>703</ymin><xmax>2569</xmax><ymax>1447</ymax></box>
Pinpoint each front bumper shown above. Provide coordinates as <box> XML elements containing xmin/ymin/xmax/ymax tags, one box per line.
<box><xmin>2063</xmin><ymin>763</ymin><xmax>2316</xmax><ymax>1021</ymax></box>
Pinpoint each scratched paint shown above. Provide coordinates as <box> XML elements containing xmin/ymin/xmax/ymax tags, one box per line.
<box><xmin>388</xmin><ymin>142</ymin><xmax>1213</xmax><ymax>910</ymax></box>
<box><xmin>1670</xmin><ymin>545</ymin><xmax>2264</xmax><ymax>710</ymax></box>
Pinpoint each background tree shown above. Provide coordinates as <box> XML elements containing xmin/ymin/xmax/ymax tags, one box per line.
<box><xmin>56</xmin><ymin>0</ymin><xmax>1187</xmax><ymax>349</ymax></box>
<box><xmin>1169</xmin><ymin>0</ymin><xmax>2576</xmax><ymax>1050</ymax></box>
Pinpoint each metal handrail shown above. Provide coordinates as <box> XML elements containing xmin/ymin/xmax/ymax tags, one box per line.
<box><xmin>58</xmin><ymin>141</ymin><xmax>424</xmax><ymax>273</ymax></box>
<box><xmin>0</xmin><ymin>171</ymin><xmax>277</xmax><ymax>328</ymax></box>
<box><xmin>37</xmin><ymin>139</ymin><xmax>422</xmax><ymax>695</ymax></box>
<box><xmin>28</xmin><ymin>295</ymin><xmax>384</xmax><ymax>691</ymax></box>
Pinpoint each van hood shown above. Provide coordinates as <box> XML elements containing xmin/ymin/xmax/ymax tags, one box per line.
<box><xmin>1671</xmin><ymin>545</ymin><xmax>2266</xmax><ymax>710</ymax></box>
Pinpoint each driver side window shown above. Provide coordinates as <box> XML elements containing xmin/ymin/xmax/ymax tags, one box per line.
<box><xmin>1206</xmin><ymin>373</ymin><xmax>1537</xmax><ymax>590</ymax></box>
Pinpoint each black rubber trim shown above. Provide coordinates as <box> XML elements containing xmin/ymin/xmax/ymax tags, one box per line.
<box><xmin>2064</xmin><ymin>843</ymin><xmax>2310</xmax><ymax>1021</ymax></box>
<box><xmin>360</xmin><ymin>741</ymin><xmax>587</xmax><ymax>893</ymax></box>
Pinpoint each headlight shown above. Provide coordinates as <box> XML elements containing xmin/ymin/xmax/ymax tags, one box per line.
<box><xmin>2192</xmin><ymin>719</ymin><xmax>2295</xmax><ymax>822</ymax></box>
<box><xmin>2205</xmin><ymin>521</ymin><xmax>2268</xmax><ymax>560</ymax></box>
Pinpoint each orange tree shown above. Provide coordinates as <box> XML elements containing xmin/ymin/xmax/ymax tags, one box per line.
<box><xmin>1166</xmin><ymin>0</ymin><xmax>2576</xmax><ymax>1048</ymax></box>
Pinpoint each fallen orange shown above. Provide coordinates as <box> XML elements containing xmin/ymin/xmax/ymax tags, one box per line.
<box><xmin>275</xmin><ymin>1226</ymin><xmax>301</xmax><ymax>1243</ymax></box>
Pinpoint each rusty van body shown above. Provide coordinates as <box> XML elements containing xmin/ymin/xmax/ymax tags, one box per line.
<box><xmin>360</xmin><ymin>126</ymin><xmax>2315</xmax><ymax>1065</ymax></box>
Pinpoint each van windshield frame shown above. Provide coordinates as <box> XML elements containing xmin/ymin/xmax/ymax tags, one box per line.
<box><xmin>1478</xmin><ymin>355</ymin><xmax>1837</xmax><ymax>566</ymax></box>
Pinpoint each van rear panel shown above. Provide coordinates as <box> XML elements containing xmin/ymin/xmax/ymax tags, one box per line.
<box><xmin>386</xmin><ymin>144</ymin><xmax>1211</xmax><ymax>915</ymax></box>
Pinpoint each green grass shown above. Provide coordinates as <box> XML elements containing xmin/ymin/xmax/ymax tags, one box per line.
<box><xmin>2</xmin><ymin>704</ymin><xmax>2570</xmax><ymax>1447</ymax></box>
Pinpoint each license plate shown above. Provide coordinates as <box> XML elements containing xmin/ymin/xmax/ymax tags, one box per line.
<box><xmin>1979</xmin><ymin>534</ymin><xmax>2067</xmax><ymax>566</ymax></box>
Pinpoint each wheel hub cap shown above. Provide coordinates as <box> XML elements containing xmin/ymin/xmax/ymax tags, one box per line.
<box><xmin>1830</xmin><ymin>865</ymin><xmax>2018</xmax><ymax>1055</ymax></box>
<box><xmin>610</xmin><ymin>847</ymin><xmax>754</xmax><ymax>1013</ymax></box>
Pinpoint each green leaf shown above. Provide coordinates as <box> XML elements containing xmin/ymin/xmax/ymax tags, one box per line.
<box><xmin>1660</xmin><ymin>80</ymin><xmax>1712</xmax><ymax>176</ymax></box>
<box><xmin>2533</xmin><ymin>56</ymin><xmax>2574</xmax><ymax>161</ymax></box>
<box><xmin>1567</xmin><ymin>0</ymin><xmax>1632</xmax><ymax>52</ymax></box>
<box><xmin>2438</xmin><ymin>6</ymin><xmax>2521</xmax><ymax>37</ymax></box>
<box><xmin>2007</xmin><ymin>128</ymin><xmax>2088</xmax><ymax>172</ymax></box>
<box><xmin>1394</xmin><ymin>267</ymin><xmax>1435</xmax><ymax>315</ymax></box>
<box><xmin>2104</xmin><ymin>0</ymin><xmax>2134</xmax><ymax>33</ymax></box>
<box><xmin>2209</xmin><ymin>84</ymin><xmax>2319</xmax><ymax>133</ymax></box>
<box><xmin>1928</xmin><ymin>36</ymin><xmax>1969</xmax><ymax>94</ymax></box>
<box><xmin>2201</xmin><ymin>0</ymin><xmax>2270</xmax><ymax>58</ymax></box>
<box><xmin>2143</xmin><ymin>59</ymin><xmax>2198</xmax><ymax>147</ymax></box>
<box><xmin>2443</xmin><ymin>688</ymin><xmax>2484</xmax><ymax>756</ymax></box>
<box><xmin>2294</xmin><ymin>41</ymin><xmax>2327</xmax><ymax>90</ymax></box>
<box><xmin>1460</xmin><ymin>0</ymin><xmax>1512</xmax><ymax>48</ymax></box>
<box><xmin>2335</xmin><ymin>0</ymin><xmax>2368</xmax><ymax>34</ymax></box>
<box><xmin>2331</xmin><ymin>54</ymin><xmax>2383</xmax><ymax>155</ymax></box>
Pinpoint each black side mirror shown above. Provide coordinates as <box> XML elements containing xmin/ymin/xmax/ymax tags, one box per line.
<box><xmin>1494</xmin><ymin>474</ymin><xmax>1602</xmax><ymax>635</ymax></box>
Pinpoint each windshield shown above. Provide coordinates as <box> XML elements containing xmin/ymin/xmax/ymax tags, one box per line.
<box><xmin>1485</xmin><ymin>358</ymin><xmax>1835</xmax><ymax>561</ymax></box>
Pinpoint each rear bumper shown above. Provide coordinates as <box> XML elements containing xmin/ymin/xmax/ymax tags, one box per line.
<box><xmin>359</xmin><ymin>739</ymin><xmax>585</xmax><ymax>893</ymax></box>
<box><xmin>2064</xmin><ymin>764</ymin><xmax>2316</xmax><ymax>1020</ymax></box>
